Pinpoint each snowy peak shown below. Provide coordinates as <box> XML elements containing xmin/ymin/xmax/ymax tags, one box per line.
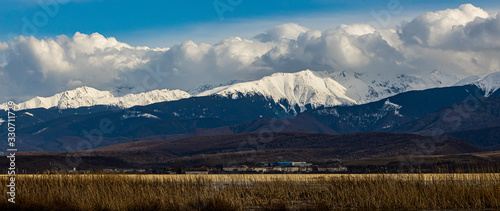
<box><xmin>196</xmin><ymin>69</ymin><xmax>464</xmax><ymax>112</ymax></box>
<box><xmin>0</xmin><ymin>87</ymin><xmax>191</xmax><ymax>111</ymax></box>
<box><xmin>0</xmin><ymin>69</ymin><xmax>468</xmax><ymax>112</ymax></box>
<box><xmin>454</xmin><ymin>75</ymin><xmax>483</xmax><ymax>86</ymax></box>
<box><xmin>118</xmin><ymin>89</ymin><xmax>191</xmax><ymax>108</ymax></box>
<box><xmin>473</xmin><ymin>71</ymin><xmax>500</xmax><ymax>97</ymax></box>
<box><xmin>328</xmin><ymin>70</ymin><xmax>461</xmax><ymax>104</ymax></box>
<box><xmin>57</xmin><ymin>86</ymin><xmax>115</xmax><ymax>109</ymax></box>
<box><xmin>188</xmin><ymin>80</ymin><xmax>245</xmax><ymax>95</ymax></box>
<box><xmin>426</xmin><ymin>69</ymin><xmax>461</xmax><ymax>85</ymax></box>
<box><xmin>197</xmin><ymin>70</ymin><xmax>357</xmax><ymax>112</ymax></box>
<box><xmin>452</xmin><ymin>71</ymin><xmax>500</xmax><ymax>97</ymax></box>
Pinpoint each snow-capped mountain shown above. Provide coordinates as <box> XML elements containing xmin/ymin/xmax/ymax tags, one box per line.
<box><xmin>197</xmin><ymin>69</ymin><xmax>462</xmax><ymax>112</ymax></box>
<box><xmin>454</xmin><ymin>75</ymin><xmax>483</xmax><ymax>86</ymax></box>
<box><xmin>472</xmin><ymin>72</ymin><xmax>500</xmax><ymax>97</ymax></box>
<box><xmin>116</xmin><ymin>89</ymin><xmax>191</xmax><ymax>108</ymax></box>
<box><xmin>188</xmin><ymin>80</ymin><xmax>245</xmax><ymax>95</ymax></box>
<box><xmin>0</xmin><ymin>69</ymin><xmax>472</xmax><ymax>112</ymax></box>
<box><xmin>325</xmin><ymin>69</ymin><xmax>462</xmax><ymax>104</ymax></box>
<box><xmin>453</xmin><ymin>71</ymin><xmax>500</xmax><ymax>97</ymax></box>
<box><xmin>0</xmin><ymin>86</ymin><xmax>191</xmax><ymax>110</ymax></box>
<box><xmin>197</xmin><ymin>70</ymin><xmax>357</xmax><ymax>112</ymax></box>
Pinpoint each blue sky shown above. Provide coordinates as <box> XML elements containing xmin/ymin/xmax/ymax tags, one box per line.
<box><xmin>2</xmin><ymin>0</ymin><xmax>499</xmax><ymax>47</ymax></box>
<box><xmin>1</xmin><ymin>0</ymin><xmax>500</xmax><ymax>102</ymax></box>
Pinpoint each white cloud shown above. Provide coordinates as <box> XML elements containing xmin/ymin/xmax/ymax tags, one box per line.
<box><xmin>443</xmin><ymin>14</ymin><xmax>500</xmax><ymax>51</ymax></box>
<box><xmin>1</xmin><ymin>4</ymin><xmax>499</xmax><ymax>102</ymax></box>
<box><xmin>0</xmin><ymin>42</ymin><xmax>8</xmax><ymax>51</ymax></box>
<box><xmin>256</xmin><ymin>23</ymin><xmax>404</xmax><ymax>73</ymax></box>
<box><xmin>338</xmin><ymin>24</ymin><xmax>376</xmax><ymax>36</ymax></box>
<box><xmin>0</xmin><ymin>32</ymin><xmax>164</xmax><ymax>101</ymax></box>
<box><xmin>398</xmin><ymin>4</ymin><xmax>490</xmax><ymax>48</ymax></box>
<box><xmin>255</xmin><ymin>23</ymin><xmax>310</xmax><ymax>42</ymax></box>
<box><xmin>397</xmin><ymin>4</ymin><xmax>500</xmax><ymax>75</ymax></box>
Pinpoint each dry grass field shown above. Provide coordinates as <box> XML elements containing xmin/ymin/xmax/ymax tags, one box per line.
<box><xmin>1</xmin><ymin>173</ymin><xmax>499</xmax><ymax>210</ymax></box>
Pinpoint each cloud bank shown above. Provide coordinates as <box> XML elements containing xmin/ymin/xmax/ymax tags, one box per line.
<box><xmin>1</xmin><ymin>4</ymin><xmax>499</xmax><ymax>102</ymax></box>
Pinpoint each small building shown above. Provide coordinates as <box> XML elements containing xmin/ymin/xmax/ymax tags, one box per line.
<box><xmin>291</xmin><ymin>162</ymin><xmax>310</xmax><ymax>167</ymax></box>
<box><xmin>276</xmin><ymin>162</ymin><xmax>293</xmax><ymax>166</ymax></box>
<box><xmin>282</xmin><ymin>166</ymin><xmax>300</xmax><ymax>173</ymax></box>
<box><xmin>272</xmin><ymin>166</ymin><xmax>283</xmax><ymax>172</ymax></box>
<box><xmin>236</xmin><ymin>165</ymin><xmax>249</xmax><ymax>172</ymax></box>
<box><xmin>223</xmin><ymin>166</ymin><xmax>239</xmax><ymax>172</ymax></box>
<box><xmin>276</xmin><ymin>162</ymin><xmax>312</xmax><ymax>167</ymax></box>
<box><xmin>299</xmin><ymin>166</ymin><xmax>313</xmax><ymax>172</ymax></box>
<box><xmin>252</xmin><ymin>167</ymin><xmax>268</xmax><ymax>173</ymax></box>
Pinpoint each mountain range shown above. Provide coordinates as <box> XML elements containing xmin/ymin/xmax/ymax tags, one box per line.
<box><xmin>0</xmin><ymin>69</ymin><xmax>466</xmax><ymax>112</ymax></box>
<box><xmin>1</xmin><ymin>69</ymin><xmax>500</xmax><ymax>156</ymax></box>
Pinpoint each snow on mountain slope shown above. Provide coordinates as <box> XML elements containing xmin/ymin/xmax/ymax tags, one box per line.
<box><xmin>328</xmin><ymin>69</ymin><xmax>462</xmax><ymax>104</ymax></box>
<box><xmin>454</xmin><ymin>75</ymin><xmax>483</xmax><ymax>86</ymax></box>
<box><xmin>117</xmin><ymin>89</ymin><xmax>191</xmax><ymax>108</ymax></box>
<box><xmin>472</xmin><ymin>71</ymin><xmax>500</xmax><ymax>97</ymax></box>
<box><xmin>197</xmin><ymin>69</ymin><xmax>461</xmax><ymax>112</ymax></box>
<box><xmin>197</xmin><ymin>70</ymin><xmax>357</xmax><ymax>112</ymax></box>
<box><xmin>0</xmin><ymin>86</ymin><xmax>191</xmax><ymax>111</ymax></box>
<box><xmin>188</xmin><ymin>80</ymin><xmax>245</xmax><ymax>95</ymax></box>
<box><xmin>1</xmin><ymin>69</ymin><xmax>464</xmax><ymax>112</ymax></box>
<box><xmin>122</xmin><ymin>111</ymin><xmax>160</xmax><ymax>119</ymax></box>
<box><xmin>380</xmin><ymin>100</ymin><xmax>403</xmax><ymax>118</ymax></box>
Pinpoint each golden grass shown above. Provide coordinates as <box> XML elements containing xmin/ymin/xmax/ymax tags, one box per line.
<box><xmin>1</xmin><ymin>173</ymin><xmax>499</xmax><ymax>210</ymax></box>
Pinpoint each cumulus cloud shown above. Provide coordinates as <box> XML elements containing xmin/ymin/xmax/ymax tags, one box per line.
<box><xmin>398</xmin><ymin>3</ymin><xmax>494</xmax><ymax>50</ymax></box>
<box><xmin>442</xmin><ymin>14</ymin><xmax>500</xmax><ymax>51</ymax></box>
<box><xmin>1</xmin><ymin>4</ymin><xmax>499</xmax><ymax>102</ymax></box>
<box><xmin>254</xmin><ymin>23</ymin><xmax>310</xmax><ymax>42</ymax></box>
<box><xmin>398</xmin><ymin>3</ymin><xmax>500</xmax><ymax>74</ymax></box>
<box><xmin>0</xmin><ymin>32</ymin><xmax>165</xmax><ymax>101</ymax></box>
<box><xmin>257</xmin><ymin>23</ymin><xmax>405</xmax><ymax>74</ymax></box>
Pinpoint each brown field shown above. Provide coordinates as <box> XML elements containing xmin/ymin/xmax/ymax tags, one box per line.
<box><xmin>1</xmin><ymin>173</ymin><xmax>499</xmax><ymax>210</ymax></box>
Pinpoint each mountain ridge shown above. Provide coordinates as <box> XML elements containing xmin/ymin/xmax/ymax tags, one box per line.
<box><xmin>2</xmin><ymin>69</ymin><xmax>472</xmax><ymax>112</ymax></box>
<box><xmin>0</xmin><ymin>86</ymin><xmax>191</xmax><ymax>111</ymax></box>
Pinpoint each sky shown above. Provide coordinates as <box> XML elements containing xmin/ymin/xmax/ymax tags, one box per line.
<box><xmin>2</xmin><ymin>0</ymin><xmax>499</xmax><ymax>46</ymax></box>
<box><xmin>1</xmin><ymin>0</ymin><xmax>500</xmax><ymax>102</ymax></box>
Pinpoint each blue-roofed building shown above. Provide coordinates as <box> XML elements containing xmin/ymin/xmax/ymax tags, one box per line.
<box><xmin>276</xmin><ymin>162</ymin><xmax>293</xmax><ymax>166</ymax></box>
<box><xmin>275</xmin><ymin>162</ymin><xmax>311</xmax><ymax>167</ymax></box>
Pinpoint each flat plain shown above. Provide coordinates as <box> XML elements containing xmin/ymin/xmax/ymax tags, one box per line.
<box><xmin>1</xmin><ymin>173</ymin><xmax>499</xmax><ymax>210</ymax></box>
